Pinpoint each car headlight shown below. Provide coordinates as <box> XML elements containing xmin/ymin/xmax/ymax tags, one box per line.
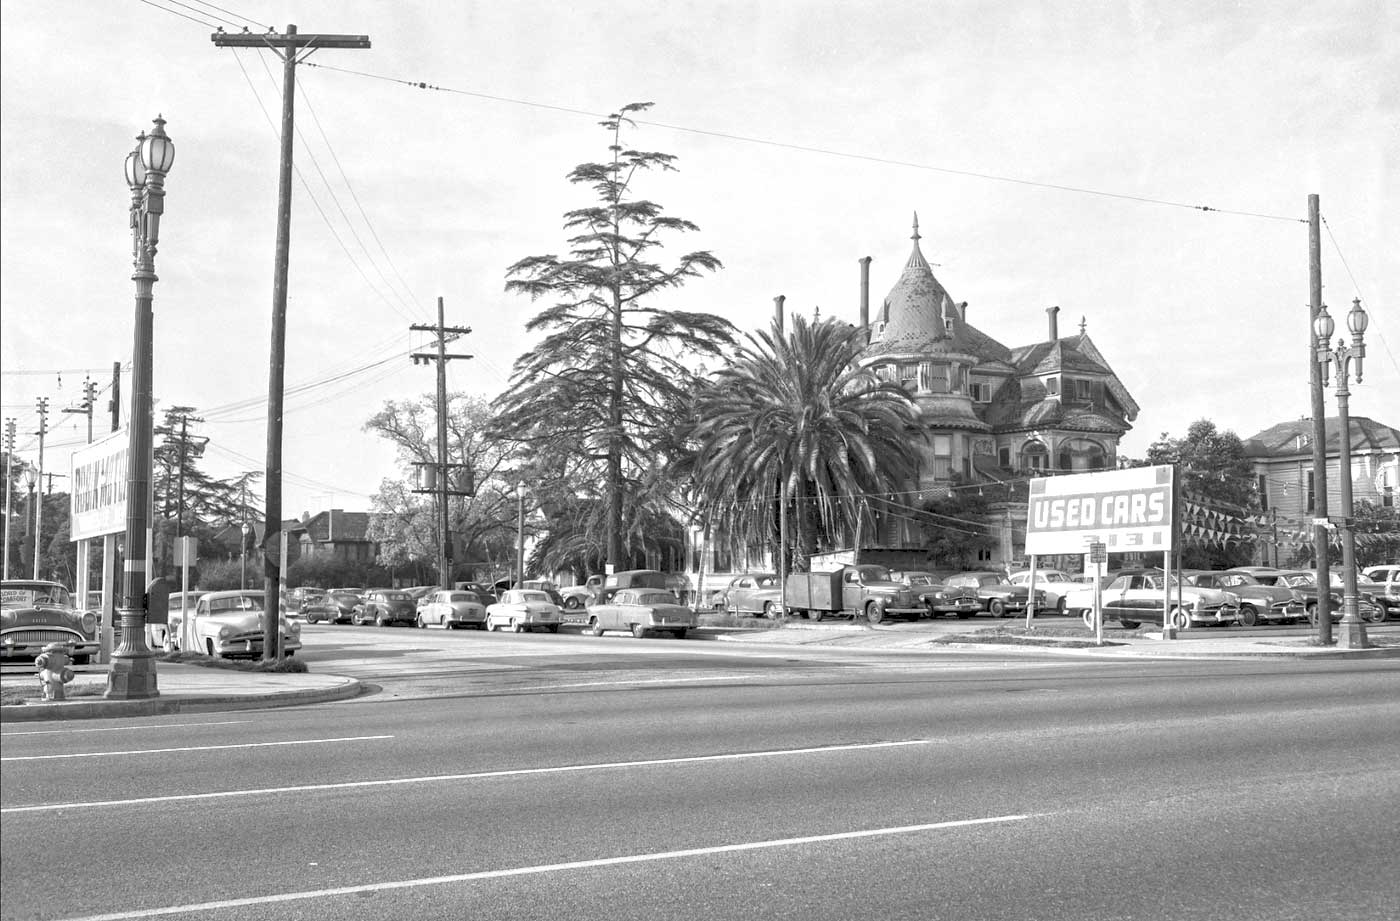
<box><xmin>82</xmin><ymin>611</ymin><xmax>98</xmax><ymax>634</ymax></box>
<box><xmin>219</xmin><ymin>625</ymin><xmax>234</xmax><ymax>639</ymax></box>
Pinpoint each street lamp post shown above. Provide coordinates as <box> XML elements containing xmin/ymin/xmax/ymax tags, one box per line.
<box><xmin>108</xmin><ymin>116</ymin><xmax>174</xmax><ymax>700</ymax></box>
<box><xmin>241</xmin><ymin>521</ymin><xmax>252</xmax><ymax>590</ymax></box>
<box><xmin>1313</xmin><ymin>298</ymin><xmax>1370</xmax><ymax>650</ymax></box>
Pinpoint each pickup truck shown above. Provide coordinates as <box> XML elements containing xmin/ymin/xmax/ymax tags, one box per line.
<box><xmin>783</xmin><ymin>565</ymin><xmax>924</xmax><ymax>624</ymax></box>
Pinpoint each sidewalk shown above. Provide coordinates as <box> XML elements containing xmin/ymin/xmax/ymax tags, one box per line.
<box><xmin>0</xmin><ymin>662</ymin><xmax>362</xmax><ymax>723</ymax></box>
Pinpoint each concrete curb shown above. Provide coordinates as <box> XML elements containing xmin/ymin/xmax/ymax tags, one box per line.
<box><xmin>0</xmin><ymin>676</ymin><xmax>363</xmax><ymax>723</ymax></box>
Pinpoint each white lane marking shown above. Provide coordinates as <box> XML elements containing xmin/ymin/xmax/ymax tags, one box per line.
<box><xmin>507</xmin><ymin>674</ymin><xmax>768</xmax><ymax>691</ymax></box>
<box><xmin>0</xmin><ymin>735</ymin><xmax>393</xmax><ymax>763</ymax></box>
<box><xmin>3</xmin><ymin>739</ymin><xmax>935</xmax><ymax>814</ymax></box>
<box><xmin>1</xmin><ymin>720</ymin><xmax>253</xmax><ymax>737</ymax></box>
<box><xmin>51</xmin><ymin>813</ymin><xmax>1036</xmax><ymax>921</ymax></box>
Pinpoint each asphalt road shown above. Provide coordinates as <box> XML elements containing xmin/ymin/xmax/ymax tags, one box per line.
<box><xmin>2</xmin><ymin>626</ymin><xmax>1397</xmax><ymax>921</ymax></box>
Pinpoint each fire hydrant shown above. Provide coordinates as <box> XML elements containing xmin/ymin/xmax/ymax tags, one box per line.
<box><xmin>35</xmin><ymin>643</ymin><xmax>76</xmax><ymax>701</ymax></box>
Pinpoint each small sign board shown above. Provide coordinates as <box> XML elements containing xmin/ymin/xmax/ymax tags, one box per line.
<box><xmin>1089</xmin><ymin>542</ymin><xmax>1107</xmax><ymax>564</ymax></box>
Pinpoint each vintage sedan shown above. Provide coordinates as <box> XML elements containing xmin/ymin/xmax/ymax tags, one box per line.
<box><xmin>942</xmin><ymin>572</ymin><xmax>1045</xmax><ymax>617</ymax></box>
<box><xmin>353</xmin><ymin>589</ymin><xmax>418</xmax><ymax>627</ymax></box>
<box><xmin>1270</xmin><ymin>570</ymin><xmax>1385</xmax><ymax>625</ymax></box>
<box><xmin>583</xmin><ymin>587</ymin><xmax>696</xmax><ymax>639</ymax></box>
<box><xmin>1187</xmin><ymin>570</ymin><xmax>1305</xmax><ymax>625</ymax></box>
<box><xmin>302</xmin><ymin>590</ymin><xmax>361</xmax><ymax>624</ymax></box>
<box><xmin>1008</xmin><ymin>569</ymin><xmax>1076</xmax><ymax>614</ymax></box>
<box><xmin>486</xmin><ymin>589</ymin><xmax>563</xmax><ymax>633</ymax></box>
<box><xmin>417</xmin><ymin>590</ymin><xmax>488</xmax><ymax>629</ymax></box>
<box><xmin>1</xmin><ymin>580</ymin><xmax>99</xmax><ymax>664</ymax></box>
<box><xmin>718</xmin><ymin>573</ymin><xmax>784</xmax><ymax>617</ymax></box>
<box><xmin>171</xmin><ymin>590</ymin><xmax>301</xmax><ymax>658</ymax></box>
<box><xmin>1076</xmin><ymin>572</ymin><xmax>1239</xmax><ymax>630</ymax></box>
<box><xmin>888</xmin><ymin>571</ymin><xmax>983</xmax><ymax>618</ymax></box>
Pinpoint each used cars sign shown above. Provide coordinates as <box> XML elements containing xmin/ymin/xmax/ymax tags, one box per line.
<box><xmin>1024</xmin><ymin>465</ymin><xmax>1175</xmax><ymax>555</ymax></box>
<box><xmin>68</xmin><ymin>429</ymin><xmax>129</xmax><ymax>541</ymax></box>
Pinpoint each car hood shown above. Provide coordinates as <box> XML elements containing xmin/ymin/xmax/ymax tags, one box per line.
<box><xmin>199</xmin><ymin>611</ymin><xmax>284</xmax><ymax>632</ymax></box>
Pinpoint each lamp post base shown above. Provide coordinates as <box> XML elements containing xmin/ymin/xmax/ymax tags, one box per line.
<box><xmin>1336</xmin><ymin>616</ymin><xmax>1370</xmax><ymax>650</ymax></box>
<box><xmin>105</xmin><ymin>609</ymin><xmax>161</xmax><ymax>699</ymax></box>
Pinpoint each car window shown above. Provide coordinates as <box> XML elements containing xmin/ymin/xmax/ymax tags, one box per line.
<box><xmin>209</xmin><ymin>595</ymin><xmax>263</xmax><ymax>613</ymax></box>
<box><xmin>519</xmin><ymin>590</ymin><xmax>550</xmax><ymax>603</ymax></box>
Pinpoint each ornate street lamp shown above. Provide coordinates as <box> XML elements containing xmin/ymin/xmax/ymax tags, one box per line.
<box><xmin>1313</xmin><ymin>297</ymin><xmax>1370</xmax><ymax>649</ymax></box>
<box><xmin>108</xmin><ymin>116</ymin><xmax>174</xmax><ymax>700</ymax></box>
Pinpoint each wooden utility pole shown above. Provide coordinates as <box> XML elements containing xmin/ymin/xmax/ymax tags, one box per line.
<box><xmin>62</xmin><ymin>378</ymin><xmax>98</xmax><ymax>445</ymax></box>
<box><xmin>32</xmin><ymin>397</ymin><xmax>47</xmax><ymax>580</ymax></box>
<box><xmin>411</xmin><ymin>298</ymin><xmax>473</xmax><ymax>589</ymax></box>
<box><xmin>1307</xmin><ymin>194</ymin><xmax>1332</xmax><ymax>646</ymax></box>
<box><xmin>212</xmin><ymin>25</ymin><xmax>370</xmax><ymax>658</ymax></box>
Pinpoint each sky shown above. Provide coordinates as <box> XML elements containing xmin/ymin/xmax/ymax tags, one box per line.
<box><xmin>2</xmin><ymin>0</ymin><xmax>1396</xmax><ymax>522</ymax></box>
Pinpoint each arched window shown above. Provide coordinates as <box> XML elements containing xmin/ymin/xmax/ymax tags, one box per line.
<box><xmin>1061</xmin><ymin>438</ymin><xmax>1108</xmax><ymax>471</ymax></box>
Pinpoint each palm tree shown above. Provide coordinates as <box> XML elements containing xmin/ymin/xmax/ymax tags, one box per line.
<box><xmin>687</xmin><ymin>315</ymin><xmax>922</xmax><ymax>589</ymax></box>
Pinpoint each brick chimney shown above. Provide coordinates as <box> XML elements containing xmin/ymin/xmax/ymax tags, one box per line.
<box><xmin>859</xmin><ymin>256</ymin><xmax>872</xmax><ymax>331</ymax></box>
<box><xmin>1047</xmin><ymin>305</ymin><xmax>1060</xmax><ymax>341</ymax></box>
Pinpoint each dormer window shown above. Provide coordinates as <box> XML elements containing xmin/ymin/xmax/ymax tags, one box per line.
<box><xmin>1046</xmin><ymin>377</ymin><xmax>1060</xmax><ymax>395</ymax></box>
<box><xmin>970</xmin><ymin>381</ymin><xmax>993</xmax><ymax>403</ymax></box>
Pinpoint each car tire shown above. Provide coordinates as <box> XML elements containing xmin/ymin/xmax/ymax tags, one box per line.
<box><xmin>1081</xmin><ymin>609</ymin><xmax>1095</xmax><ymax>629</ymax></box>
<box><xmin>564</xmin><ymin>597</ymin><xmax>583</xmax><ymax>611</ymax></box>
<box><xmin>632</xmin><ymin>624</ymin><xmax>649</xmax><ymax>639</ymax></box>
<box><xmin>512</xmin><ymin>620</ymin><xmax>525</xmax><ymax>634</ymax></box>
<box><xmin>589</xmin><ymin>618</ymin><xmax>605</xmax><ymax>637</ymax></box>
<box><xmin>806</xmin><ymin>609</ymin><xmax>822</xmax><ymax>621</ymax></box>
<box><xmin>762</xmin><ymin>602</ymin><xmax>777</xmax><ymax>619</ymax></box>
<box><xmin>1119</xmin><ymin>619</ymin><xmax>1141</xmax><ymax>630</ymax></box>
<box><xmin>1055</xmin><ymin>598</ymin><xmax>1067</xmax><ymax>615</ymax></box>
<box><xmin>1365</xmin><ymin>606</ymin><xmax>1386</xmax><ymax>625</ymax></box>
<box><xmin>547</xmin><ymin>624</ymin><xmax>560</xmax><ymax>633</ymax></box>
<box><xmin>1239</xmin><ymin>605</ymin><xmax>1259</xmax><ymax>627</ymax></box>
<box><xmin>989</xmin><ymin>598</ymin><xmax>1006</xmax><ymax>617</ymax></box>
<box><xmin>415</xmin><ymin>614</ymin><xmax>425</xmax><ymax>629</ymax></box>
<box><xmin>376</xmin><ymin>614</ymin><xmax>388</xmax><ymax>628</ymax></box>
<box><xmin>305</xmin><ymin>612</ymin><xmax>319</xmax><ymax>624</ymax></box>
<box><xmin>486</xmin><ymin>616</ymin><xmax>497</xmax><ymax>632</ymax></box>
<box><xmin>673</xmin><ymin>629</ymin><xmax>687</xmax><ymax>639</ymax></box>
<box><xmin>865</xmin><ymin>602</ymin><xmax>884</xmax><ymax>624</ymax></box>
<box><xmin>1170</xmin><ymin>609</ymin><xmax>1191</xmax><ymax>630</ymax></box>
<box><xmin>1306</xmin><ymin>603</ymin><xmax>1319</xmax><ymax>626</ymax></box>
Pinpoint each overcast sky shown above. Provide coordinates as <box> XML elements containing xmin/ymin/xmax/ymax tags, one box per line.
<box><xmin>2</xmin><ymin>0</ymin><xmax>1396</xmax><ymax>521</ymax></box>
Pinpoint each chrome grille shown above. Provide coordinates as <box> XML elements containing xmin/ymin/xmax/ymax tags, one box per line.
<box><xmin>4</xmin><ymin>629</ymin><xmax>82</xmax><ymax>646</ymax></box>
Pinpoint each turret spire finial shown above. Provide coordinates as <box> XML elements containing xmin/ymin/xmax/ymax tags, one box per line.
<box><xmin>911</xmin><ymin>212</ymin><xmax>920</xmax><ymax>242</ymax></box>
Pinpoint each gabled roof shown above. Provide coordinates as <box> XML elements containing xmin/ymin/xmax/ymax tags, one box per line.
<box><xmin>298</xmin><ymin>509</ymin><xmax>372</xmax><ymax>543</ymax></box>
<box><xmin>1243</xmin><ymin>416</ymin><xmax>1400</xmax><ymax>459</ymax></box>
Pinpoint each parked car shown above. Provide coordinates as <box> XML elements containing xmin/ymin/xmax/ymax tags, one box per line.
<box><xmin>582</xmin><ymin>587</ymin><xmax>697</xmax><ymax>639</ymax></box>
<box><xmin>1268</xmin><ymin>570</ymin><xmax>1385</xmax><ymax>624</ymax></box>
<box><xmin>170</xmin><ymin>590</ymin><xmax>301</xmax><ymax>658</ymax></box>
<box><xmin>514</xmin><ymin>580</ymin><xmax>567</xmax><ymax>609</ymax></box>
<box><xmin>888</xmin><ymin>571</ymin><xmax>983</xmax><ymax>618</ymax></box>
<box><xmin>1070</xmin><ymin>572</ymin><xmax>1239</xmax><ymax>630</ymax></box>
<box><xmin>1007</xmin><ymin>569</ymin><xmax>1075</xmax><ymax>614</ymax></box>
<box><xmin>717</xmin><ymin>573</ymin><xmax>784</xmax><ymax>617</ymax></box>
<box><xmin>1188</xmin><ymin>570</ymin><xmax>1306</xmax><ymax>625</ymax></box>
<box><xmin>559</xmin><ymin>575</ymin><xmax>604</xmax><ymax>611</ymax></box>
<box><xmin>295</xmin><ymin>590</ymin><xmax>327</xmax><ymax>616</ymax></box>
<box><xmin>1</xmin><ymin>580</ymin><xmax>99</xmax><ymax>664</ymax></box>
<box><xmin>354</xmin><ymin>589</ymin><xmax>418</xmax><ymax>627</ymax></box>
<box><xmin>417</xmin><ymin>590</ymin><xmax>488</xmax><ymax>629</ymax></box>
<box><xmin>453</xmin><ymin>581</ymin><xmax>499</xmax><ymax>607</ymax></box>
<box><xmin>1362</xmin><ymin>565</ymin><xmax>1399</xmax><ymax>618</ymax></box>
<box><xmin>302</xmin><ymin>590</ymin><xmax>361</xmax><ymax>624</ymax></box>
<box><xmin>486</xmin><ymin>589</ymin><xmax>563</xmax><ymax>633</ymax></box>
<box><xmin>941</xmin><ymin>572</ymin><xmax>1044</xmax><ymax>617</ymax></box>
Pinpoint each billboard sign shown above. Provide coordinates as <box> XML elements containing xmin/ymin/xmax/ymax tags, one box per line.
<box><xmin>1024</xmin><ymin>465</ymin><xmax>1175</xmax><ymax>555</ymax></box>
<box><xmin>69</xmin><ymin>429</ymin><xmax>129</xmax><ymax>541</ymax></box>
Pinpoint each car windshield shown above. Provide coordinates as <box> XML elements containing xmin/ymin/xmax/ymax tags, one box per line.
<box><xmin>755</xmin><ymin>576</ymin><xmax>779</xmax><ymax>588</ymax></box>
<box><xmin>1218</xmin><ymin>573</ymin><xmax>1260</xmax><ymax>587</ymax></box>
<box><xmin>1</xmin><ymin>582</ymin><xmax>72</xmax><ymax>608</ymax></box>
<box><xmin>208</xmin><ymin>594</ymin><xmax>264</xmax><ymax>613</ymax></box>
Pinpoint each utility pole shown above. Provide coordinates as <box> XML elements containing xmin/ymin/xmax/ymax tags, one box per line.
<box><xmin>62</xmin><ymin>377</ymin><xmax>97</xmax><ymax>444</ymax></box>
<box><xmin>32</xmin><ymin>398</ymin><xmax>47</xmax><ymax>580</ymax></box>
<box><xmin>3</xmin><ymin>418</ymin><xmax>14</xmax><ymax>580</ymax></box>
<box><xmin>108</xmin><ymin>361</ymin><xmax>121</xmax><ymax>433</ymax></box>
<box><xmin>1307</xmin><ymin>194</ymin><xmax>1332</xmax><ymax>646</ymax></box>
<box><xmin>211</xmin><ymin>25</ymin><xmax>370</xmax><ymax>659</ymax></box>
<box><xmin>411</xmin><ymin>298</ymin><xmax>473</xmax><ymax>590</ymax></box>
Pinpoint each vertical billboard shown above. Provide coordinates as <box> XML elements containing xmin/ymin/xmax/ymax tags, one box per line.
<box><xmin>69</xmin><ymin>429</ymin><xmax>128</xmax><ymax>541</ymax></box>
<box><xmin>1024</xmin><ymin>465</ymin><xmax>1175</xmax><ymax>555</ymax></box>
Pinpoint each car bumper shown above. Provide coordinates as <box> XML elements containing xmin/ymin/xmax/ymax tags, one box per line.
<box><xmin>1</xmin><ymin>636</ymin><xmax>100</xmax><ymax>659</ymax></box>
<box><xmin>646</xmin><ymin>616</ymin><xmax>698</xmax><ymax>629</ymax></box>
<box><xmin>210</xmin><ymin>636</ymin><xmax>303</xmax><ymax>656</ymax></box>
<box><xmin>928</xmin><ymin>601</ymin><xmax>983</xmax><ymax>614</ymax></box>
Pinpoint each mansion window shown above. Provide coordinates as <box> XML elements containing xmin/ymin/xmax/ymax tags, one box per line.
<box><xmin>918</xmin><ymin>362</ymin><xmax>949</xmax><ymax>394</ymax></box>
<box><xmin>1019</xmin><ymin>441</ymin><xmax>1049</xmax><ymax>471</ymax></box>
<box><xmin>970</xmin><ymin>380</ymin><xmax>993</xmax><ymax>403</ymax></box>
<box><xmin>1066</xmin><ymin>378</ymin><xmax>1099</xmax><ymax>403</ymax></box>
<box><xmin>1058</xmin><ymin>438</ymin><xmax>1107</xmax><ymax>471</ymax></box>
<box><xmin>1257</xmin><ymin>474</ymin><xmax>1269</xmax><ymax>511</ymax></box>
<box><xmin>1307</xmin><ymin>471</ymin><xmax>1315</xmax><ymax>512</ymax></box>
<box><xmin>1046</xmin><ymin>377</ymin><xmax>1060</xmax><ymax>395</ymax></box>
<box><xmin>932</xmin><ymin>434</ymin><xmax>954</xmax><ymax>479</ymax></box>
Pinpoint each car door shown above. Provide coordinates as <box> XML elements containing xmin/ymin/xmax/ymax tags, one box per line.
<box><xmin>1101</xmin><ymin>576</ymin><xmax>1132</xmax><ymax>618</ymax></box>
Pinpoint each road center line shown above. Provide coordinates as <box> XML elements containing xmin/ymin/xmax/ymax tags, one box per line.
<box><xmin>2</xmin><ymin>738</ymin><xmax>935</xmax><ymax>813</ymax></box>
<box><xmin>0</xmin><ymin>735</ymin><xmax>394</xmax><ymax>763</ymax></box>
<box><xmin>51</xmin><ymin>813</ymin><xmax>1036</xmax><ymax>921</ymax></box>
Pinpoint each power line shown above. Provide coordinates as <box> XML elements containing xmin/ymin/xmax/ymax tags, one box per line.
<box><xmin>187</xmin><ymin>0</ymin><xmax>270</xmax><ymax>31</ymax></box>
<box><xmin>303</xmin><ymin>60</ymin><xmax>1307</xmax><ymax>225</ymax></box>
<box><xmin>132</xmin><ymin>0</ymin><xmax>218</xmax><ymax>29</ymax></box>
